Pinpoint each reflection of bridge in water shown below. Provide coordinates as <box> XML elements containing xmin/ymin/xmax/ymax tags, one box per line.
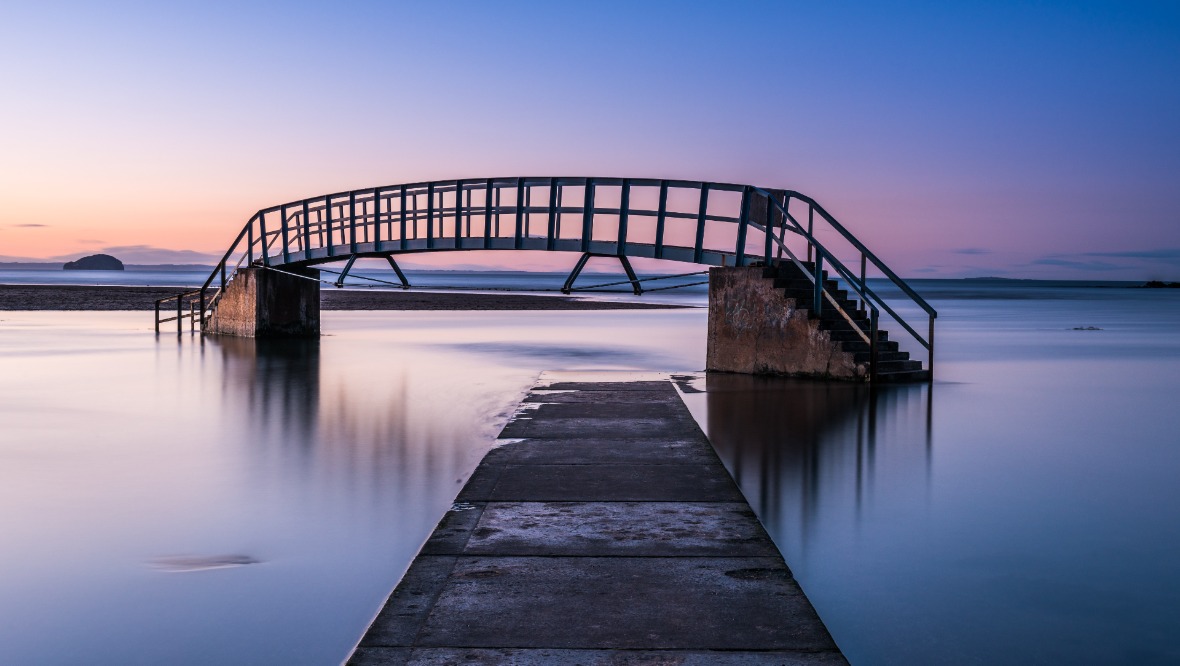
<box><xmin>702</xmin><ymin>373</ymin><xmax>932</xmax><ymax>547</ymax></box>
<box><xmin>160</xmin><ymin>178</ymin><xmax>937</xmax><ymax>382</ymax></box>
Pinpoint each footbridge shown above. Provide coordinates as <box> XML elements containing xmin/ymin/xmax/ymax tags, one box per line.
<box><xmin>155</xmin><ymin>177</ymin><xmax>936</xmax><ymax>382</ymax></box>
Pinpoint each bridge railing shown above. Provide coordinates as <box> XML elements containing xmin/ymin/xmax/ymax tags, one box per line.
<box><xmin>158</xmin><ymin>178</ymin><xmax>935</xmax><ymax>377</ymax></box>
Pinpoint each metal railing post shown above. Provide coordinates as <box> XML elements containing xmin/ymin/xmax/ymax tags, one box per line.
<box><xmin>870</xmin><ymin>308</ymin><xmax>879</xmax><ymax>383</ymax></box>
<box><xmin>280</xmin><ymin>204</ymin><xmax>290</xmax><ymax>263</ymax></box>
<box><xmin>655</xmin><ymin>181</ymin><xmax>668</xmax><ymax>259</ymax></box>
<box><xmin>581</xmin><ymin>178</ymin><xmax>595</xmax><ymax>252</ymax></box>
<box><xmin>807</xmin><ymin>205</ymin><xmax>814</xmax><ymax>262</ymax></box>
<box><xmin>302</xmin><ymin>200</ymin><xmax>310</xmax><ymax>253</ymax></box>
<box><xmin>547</xmin><ymin>177</ymin><xmax>558</xmax><ymax>251</ymax></box>
<box><xmin>154</xmin><ymin>301</ymin><xmax>159</xmax><ymax>333</ymax></box>
<box><xmin>928</xmin><ymin>315</ymin><xmax>936</xmax><ymax>381</ymax></box>
<box><xmin>762</xmin><ymin>192</ymin><xmax>773</xmax><ymax>264</ymax></box>
<box><xmin>176</xmin><ymin>297</ymin><xmax>182</xmax><ymax>335</ymax></box>
<box><xmin>694</xmin><ymin>184</ymin><xmax>708</xmax><ymax>264</ymax></box>
<box><xmin>617</xmin><ymin>178</ymin><xmax>631</xmax><ymax>252</ymax></box>
<box><xmin>735</xmin><ymin>186</ymin><xmax>750</xmax><ymax>267</ymax></box>
<box><xmin>349</xmin><ymin>192</ymin><xmax>357</xmax><ymax>253</ymax></box>
<box><xmin>483</xmin><ymin>179</ymin><xmax>493</xmax><ymax>248</ymax></box>
<box><xmin>514</xmin><ymin>178</ymin><xmax>524</xmax><ymax>249</ymax></box>
<box><xmin>258</xmin><ymin>212</ymin><xmax>269</xmax><ymax>266</ymax></box>
<box><xmin>427</xmin><ymin>183</ymin><xmax>436</xmax><ymax>248</ymax></box>
<box><xmin>860</xmin><ymin>253</ymin><xmax>867</xmax><ymax>313</ymax></box>
<box><xmin>813</xmin><ymin>253</ymin><xmax>824</xmax><ymax>317</ymax></box>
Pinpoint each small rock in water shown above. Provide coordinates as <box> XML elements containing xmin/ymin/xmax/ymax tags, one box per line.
<box><xmin>149</xmin><ymin>554</ymin><xmax>261</xmax><ymax>572</ymax></box>
<box><xmin>1072</xmin><ymin>326</ymin><xmax>1102</xmax><ymax>331</ymax></box>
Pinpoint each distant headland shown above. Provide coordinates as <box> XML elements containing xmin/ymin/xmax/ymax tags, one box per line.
<box><xmin>63</xmin><ymin>254</ymin><xmax>124</xmax><ymax>271</ymax></box>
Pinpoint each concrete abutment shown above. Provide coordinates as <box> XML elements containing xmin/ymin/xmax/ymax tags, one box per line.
<box><xmin>205</xmin><ymin>267</ymin><xmax>320</xmax><ymax>338</ymax></box>
<box><xmin>706</xmin><ymin>266</ymin><xmax>865</xmax><ymax>380</ymax></box>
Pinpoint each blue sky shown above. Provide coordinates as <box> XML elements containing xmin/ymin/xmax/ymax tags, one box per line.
<box><xmin>1</xmin><ymin>1</ymin><xmax>1177</xmax><ymax>278</ymax></box>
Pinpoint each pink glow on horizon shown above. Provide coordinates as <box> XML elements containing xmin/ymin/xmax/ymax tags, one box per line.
<box><xmin>1</xmin><ymin>3</ymin><xmax>1176</xmax><ymax>280</ymax></box>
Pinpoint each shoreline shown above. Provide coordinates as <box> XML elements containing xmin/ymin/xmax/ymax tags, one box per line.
<box><xmin>0</xmin><ymin>284</ymin><xmax>692</xmax><ymax>311</ymax></box>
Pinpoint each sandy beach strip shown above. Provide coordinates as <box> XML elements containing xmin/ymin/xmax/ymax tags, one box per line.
<box><xmin>0</xmin><ymin>284</ymin><xmax>692</xmax><ymax>311</ymax></box>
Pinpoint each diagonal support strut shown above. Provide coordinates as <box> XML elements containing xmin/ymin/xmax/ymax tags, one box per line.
<box><xmin>385</xmin><ymin>255</ymin><xmax>411</xmax><ymax>289</ymax></box>
<box><xmin>335</xmin><ymin>254</ymin><xmax>358</xmax><ymax>288</ymax></box>
<box><xmin>561</xmin><ymin>252</ymin><xmax>643</xmax><ymax>295</ymax></box>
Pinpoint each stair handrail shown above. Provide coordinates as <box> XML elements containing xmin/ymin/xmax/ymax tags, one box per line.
<box><xmin>753</xmin><ymin>187</ymin><xmax>936</xmax><ymax>376</ymax></box>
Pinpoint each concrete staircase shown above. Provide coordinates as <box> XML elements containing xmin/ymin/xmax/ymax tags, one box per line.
<box><xmin>767</xmin><ymin>261</ymin><xmax>929</xmax><ymax>383</ymax></box>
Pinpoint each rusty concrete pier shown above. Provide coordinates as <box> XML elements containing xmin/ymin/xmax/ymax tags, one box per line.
<box><xmin>347</xmin><ymin>379</ymin><xmax>846</xmax><ymax>665</ymax></box>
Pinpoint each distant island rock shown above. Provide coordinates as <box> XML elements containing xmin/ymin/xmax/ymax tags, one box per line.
<box><xmin>1142</xmin><ymin>280</ymin><xmax>1180</xmax><ymax>289</ymax></box>
<box><xmin>63</xmin><ymin>254</ymin><xmax>124</xmax><ymax>271</ymax></box>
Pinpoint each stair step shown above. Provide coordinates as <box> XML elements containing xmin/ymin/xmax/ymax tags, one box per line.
<box><xmin>874</xmin><ymin>369</ymin><xmax>931</xmax><ymax>383</ymax></box>
<box><xmin>829</xmin><ymin>328</ymin><xmax>889</xmax><ymax>343</ymax></box>
<box><xmin>875</xmin><ymin>359</ymin><xmax>923</xmax><ymax>373</ymax></box>
<box><xmin>819</xmin><ymin>306</ymin><xmax>865</xmax><ymax>323</ymax></box>
<box><xmin>775</xmin><ymin>278</ymin><xmax>839</xmax><ymax>291</ymax></box>
<box><xmin>840</xmin><ymin>339</ymin><xmax>900</xmax><ymax>353</ymax></box>
<box><xmin>757</xmin><ymin>265</ymin><xmax>929</xmax><ymax>383</ymax></box>
<box><xmin>852</xmin><ymin>350</ymin><xmax>910</xmax><ymax>363</ymax></box>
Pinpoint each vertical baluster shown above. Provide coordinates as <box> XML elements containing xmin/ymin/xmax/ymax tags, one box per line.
<box><xmin>806</xmin><ymin>205</ymin><xmax>814</xmax><ymax>262</ymax></box>
<box><xmin>870</xmin><ymin>308</ymin><xmax>879</xmax><ymax>383</ymax></box>
<box><xmin>617</xmin><ymin>178</ymin><xmax>631</xmax><ymax>253</ymax></box>
<box><xmin>860</xmin><ymin>253</ymin><xmax>867</xmax><ymax>313</ymax></box>
<box><xmin>454</xmin><ymin>181</ymin><xmax>464</xmax><ymax>248</ymax></box>
<box><xmin>581</xmin><ymin>178</ymin><xmax>595</xmax><ymax>252</ymax></box>
<box><xmin>259</xmin><ymin>212</ymin><xmax>270</xmax><ymax>265</ymax></box>
<box><xmin>280</xmin><ymin>204</ymin><xmax>290</xmax><ymax>263</ymax></box>
<box><xmin>655</xmin><ymin>181</ymin><xmax>668</xmax><ymax>259</ymax></box>
<box><xmin>928</xmin><ymin>316</ymin><xmax>936</xmax><ymax>381</ymax></box>
<box><xmin>735</xmin><ymin>186</ymin><xmax>751</xmax><ymax>267</ymax></box>
<box><xmin>814</xmin><ymin>253</ymin><xmax>824</xmax><ymax>317</ymax></box>
<box><xmin>523</xmin><ymin>181</ymin><xmax>531</xmax><ymax>240</ymax></box>
<box><xmin>301</xmin><ymin>200</ymin><xmax>310</xmax><ymax>255</ymax></box>
<box><xmin>494</xmin><ymin>186</ymin><xmax>501</xmax><ymax>237</ymax></box>
<box><xmin>514</xmin><ymin>178</ymin><xmax>525</xmax><ymax>249</ymax></box>
<box><xmin>465</xmin><ymin>184</ymin><xmax>473</xmax><ymax>238</ymax></box>
<box><xmin>546</xmin><ymin>177</ymin><xmax>558</xmax><ymax>251</ymax></box>
<box><xmin>400</xmin><ymin>185</ymin><xmax>408</xmax><ymax>250</ymax></box>
<box><xmin>693</xmin><ymin>184</ymin><xmax>709</xmax><ymax>264</ymax></box>
<box><xmin>762</xmin><ymin>193</ymin><xmax>773</xmax><ymax>264</ymax></box>
<box><xmin>348</xmin><ymin>193</ymin><xmax>357</xmax><ymax>254</ymax></box>
<box><xmin>483</xmin><ymin>179</ymin><xmax>493</xmax><ymax>248</ymax></box>
<box><xmin>427</xmin><ymin>183</ymin><xmax>435</xmax><ymax>248</ymax></box>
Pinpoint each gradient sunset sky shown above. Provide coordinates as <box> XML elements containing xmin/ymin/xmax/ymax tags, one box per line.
<box><xmin>1</xmin><ymin>1</ymin><xmax>1177</xmax><ymax>279</ymax></box>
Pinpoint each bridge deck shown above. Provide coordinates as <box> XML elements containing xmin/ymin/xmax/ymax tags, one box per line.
<box><xmin>348</xmin><ymin>379</ymin><xmax>846</xmax><ymax>665</ymax></box>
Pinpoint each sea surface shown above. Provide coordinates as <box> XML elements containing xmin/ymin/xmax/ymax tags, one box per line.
<box><xmin>0</xmin><ymin>277</ymin><xmax>1177</xmax><ymax>664</ymax></box>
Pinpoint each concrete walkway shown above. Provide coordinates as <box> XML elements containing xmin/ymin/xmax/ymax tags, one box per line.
<box><xmin>348</xmin><ymin>380</ymin><xmax>846</xmax><ymax>665</ymax></box>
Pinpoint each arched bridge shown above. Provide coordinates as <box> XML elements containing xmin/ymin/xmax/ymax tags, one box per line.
<box><xmin>156</xmin><ymin>177</ymin><xmax>937</xmax><ymax>382</ymax></box>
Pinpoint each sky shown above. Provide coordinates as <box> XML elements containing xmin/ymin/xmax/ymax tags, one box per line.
<box><xmin>1</xmin><ymin>1</ymin><xmax>1177</xmax><ymax>279</ymax></box>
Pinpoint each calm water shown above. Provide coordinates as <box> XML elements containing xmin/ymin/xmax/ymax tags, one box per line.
<box><xmin>0</xmin><ymin>309</ymin><xmax>706</xmax><ymax>665</ymax></box>
<box><xmin>1</xmin><ymin>282</ymin><xmax>1178</xmax><ymax>664</ymax></box>
<box><xmin>681</xmin><ymin>283</ymin><xmax>1180</xmax><ymax>664</ymax></box>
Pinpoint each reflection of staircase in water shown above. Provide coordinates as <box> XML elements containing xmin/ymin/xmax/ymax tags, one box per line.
<box><xmin>704</xmin><ymin>373</ymin><xmax>932</xmax><ymax>544</ymax></box>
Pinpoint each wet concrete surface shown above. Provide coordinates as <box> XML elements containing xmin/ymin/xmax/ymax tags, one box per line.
<box><xmin>348</xmin><ymin>380</ymin><xmax>846</xmax><ymax>665</ymax></box>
